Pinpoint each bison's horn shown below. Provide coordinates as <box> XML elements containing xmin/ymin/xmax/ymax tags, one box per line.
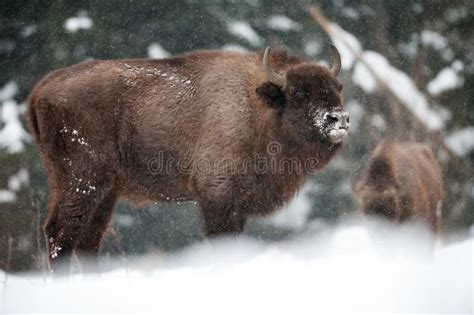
<box><xmin>263</xmin><ymin>47</ymin><xmax>287</xmax><ymax>88</ymax></box>
<box><xmin>330</xmin><ymin>44</ymin><xmax>341</xmax><ymax>77</ymax></box>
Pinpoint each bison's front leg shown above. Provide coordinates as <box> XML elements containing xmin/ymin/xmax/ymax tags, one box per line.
<box><xmin>200</xmin><ymin>201</ymin><xmax>247</xmax><ymax>237</ymax></box>
<box><xmin>190</xmin><ymin>158</ymin><xmax>247</xmax><ymax>237</ymax></box>
<box><xmin>74</xmin><ymin>188</ymin><xmax>118</xmax><ymax>272</ymax></box>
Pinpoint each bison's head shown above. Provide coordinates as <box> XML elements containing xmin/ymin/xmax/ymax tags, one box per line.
<box><xmin>257</xmin><ymin>46</ymin><xmax>349</xmax><ymax>145</ymax></box>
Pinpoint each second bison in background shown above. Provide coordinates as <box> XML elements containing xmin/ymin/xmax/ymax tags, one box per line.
<box><xmin>356</xmin><ymin>141</ymin><xmax>444</xmax><ymax>233</ymax></box>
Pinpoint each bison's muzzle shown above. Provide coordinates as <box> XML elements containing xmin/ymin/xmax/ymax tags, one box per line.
<box><xmin>325</xmin><ymin>111</ymin><xmax>349</xmax><ymax>143</ymax></box>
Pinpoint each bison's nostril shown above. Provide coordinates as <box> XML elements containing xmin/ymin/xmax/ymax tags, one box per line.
<box><xmin>340</xmin><ymin>112</ymin><xmax>350</xmax><ymax>128</ymax></box>
<box><xmin>326</xmin><ymin>114</ymin><xmax>339</xmax><ymax>123</ymax></box>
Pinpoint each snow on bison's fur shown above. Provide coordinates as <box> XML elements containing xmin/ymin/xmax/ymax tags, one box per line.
<box><xmin>28</xmin><ymin>46</ymin><xmax>349</xmax><ymax>272</ymax></box>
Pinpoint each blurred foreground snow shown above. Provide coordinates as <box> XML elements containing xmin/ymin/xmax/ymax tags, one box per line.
<box><xmin>0</xmin><ymin>221</ymin><xmax>472</xmax><ymax>314</ymax></box>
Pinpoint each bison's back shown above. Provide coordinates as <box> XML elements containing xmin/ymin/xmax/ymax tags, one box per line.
<box><xmin>395</xmin><ymin>143</ymin><xmax>444</xmax><ymax>219</ymax></box>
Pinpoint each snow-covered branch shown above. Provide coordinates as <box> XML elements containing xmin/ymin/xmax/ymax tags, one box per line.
<box><xmin>309</xmin><ymin>6</ymin><xmax>447</xmax><ymax>131</ymax></box>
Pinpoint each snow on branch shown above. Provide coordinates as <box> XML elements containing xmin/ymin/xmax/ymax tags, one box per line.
<box><xmin>309</xmin><ymin>7</ymin><xmax>447</xmax><ymax>131</ymax></box>
<box><xmin>64</xmin><ymin>11</ymin><xmax>93</xmax><ymax>33</ymax></box>
<box><xmin>445</xmin><ymin>127</ymin><xmax>474</xmax><ymax>156</ymax></box>
<box><xmin>228</xmin><ymin>21</ymin><xmax>262</xmax><ymax>47</ymax></box>
<box><xmin>147</xmin><ymin>43</ymin><xmax>170</xmax><ymax>59</ymax></box>
<box><xmin>0</xmin><ymin>82</ymin><xmax>30</xmax><ymax>153</ymax></box>
<box><xmin>427</xmin><ymin>61</ymin><xmax>464</xmax><ymax>96</ymax></box>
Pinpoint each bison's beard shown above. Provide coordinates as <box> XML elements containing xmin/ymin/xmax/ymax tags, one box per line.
<box><xmin>298</xmin><ymin>132</ymin><xmax>345</xmax><ymax>173</ymax></box>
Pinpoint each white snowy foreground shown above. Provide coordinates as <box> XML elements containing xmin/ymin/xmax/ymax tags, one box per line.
<box><xmin>0</xmin><ymin>221</ymin><xmax>472</xmax><ymax>314</ymax></box>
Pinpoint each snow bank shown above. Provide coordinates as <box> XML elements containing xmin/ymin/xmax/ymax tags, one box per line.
<box><xmin>1</xmin><ymin>221</ymin><xmax>471</xmax><ymax>314</ymax></box>
<box><xmin>147</xmin><ymin>43</ymin><xmax>170</xmax><ymax>59</ymax></box>
<box><xmin>445</xmin><ymin>126</ymin><xmax>474</xmax><ymax>156</ymax></box>
<box><xmin>227</xmin><ymin>21</ymin><xmax>262</xmax><ymax>47</ymax></box>
<box><xmin>64</xmin><ymin>11</ymin><xmax>93</xmax><ymax>33</ymax></box>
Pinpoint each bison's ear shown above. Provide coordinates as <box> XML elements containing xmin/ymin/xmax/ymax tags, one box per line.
<box><xmin>256</xmin><ymin>82</ymin><xmax>286</xmax><ymax>109</ymax></box>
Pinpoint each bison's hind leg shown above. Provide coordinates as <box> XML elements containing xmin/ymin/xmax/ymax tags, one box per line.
<box><xmin>33</xmin><ymin>100</ymin><xmax>120</xmax><ymax>273</ymax></box>
<box><xmin>74</xmin><ymin>189</ymin><xmax>117</xmax><ymax>272</ymax></box>
<box><xmin>45</xmin><ymin>179</ymin><xmax>117</xmax><ymax>274</ymax></box>
<box><xmin>44</xmin><ymin>189</ymin><xmax>89</xmax><ymax>274</ymax></box>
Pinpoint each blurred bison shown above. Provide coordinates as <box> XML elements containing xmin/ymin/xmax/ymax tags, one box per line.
<box><xmin>356</xmin><ymin>141</ymin><xmax>443</xmax><ymax>233</ymax></box>
<box><xmin>28</xmin><ymin>46</ymin><xmax>348</xmax><ymax>272</ymax></box>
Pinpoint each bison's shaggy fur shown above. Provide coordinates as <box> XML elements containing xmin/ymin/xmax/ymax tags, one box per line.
<box><xmin>356</xmin><ymin>141</ymin><xmax>444</xmax><ymax>233</ymax></box>
<box><xmin>28</xmin><ymin>48</ymin><xmax>348</xmax><ymax>271</ymax></box>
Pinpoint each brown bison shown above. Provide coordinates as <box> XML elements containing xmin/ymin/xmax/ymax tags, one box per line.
<box><xmin>27</xmin><ymin>46</ymin><xmax>348</xmax><ymax>272</ymax></box>
<box><xmin>356</xmin><ymin>141</ymin><xmax>443</xmax><ymax>233</ymax></box>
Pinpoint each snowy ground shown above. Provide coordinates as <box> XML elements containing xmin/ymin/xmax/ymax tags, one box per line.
<box><xmin>0</xmin><ymin>220</ymin><xmax>472</xmax><ymax>314</ymax></box>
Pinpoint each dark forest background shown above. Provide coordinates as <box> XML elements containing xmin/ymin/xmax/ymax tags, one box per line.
<box><xmin>1</xmin><ymin>0</ymin><xmax>473</xmax><ymax>272</ymax></box>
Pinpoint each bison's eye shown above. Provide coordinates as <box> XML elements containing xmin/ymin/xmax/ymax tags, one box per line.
<box><xmin>291</xmin><ymin>89</ymin><xmax>307</xmax><ymax>99</ymax></box>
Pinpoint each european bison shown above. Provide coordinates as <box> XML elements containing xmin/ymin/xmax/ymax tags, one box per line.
<box><xmin>356</xmin><ymin>141</ymin><xmax>443</xmax><ymax>233</ymax></box>
<box><xmin>28</xmin><ymin>46</ymin><xmax>349</xmax><ymax>272</ymax></box>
